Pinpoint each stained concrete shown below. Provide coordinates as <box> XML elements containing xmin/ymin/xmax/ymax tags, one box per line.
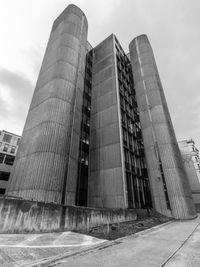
<box><xmin>0</xmin><ymin>197</ymin><xmax>137</xmax><ymax>233</ymax></box>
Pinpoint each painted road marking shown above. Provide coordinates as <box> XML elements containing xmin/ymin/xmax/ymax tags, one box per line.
<box><xmin>0</xmin><ymin>240</ymin><xmax>106</xmax><ymax>248</ymax></box>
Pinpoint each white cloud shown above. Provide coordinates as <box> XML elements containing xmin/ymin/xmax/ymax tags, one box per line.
<box><xmin>0</xmin><ymin>0</ymin><xmax>199</xmax><ymax>149</ymax></box>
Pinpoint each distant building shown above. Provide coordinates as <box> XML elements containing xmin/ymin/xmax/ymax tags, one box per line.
<box><xmin>0</xmin><ymin>130</ymin><xmax>21</xmax><ymax>194</ymax></box>
<box><xmin>178</xmin><ymin>139</ymin><xmax>200</xmax><ymax>205</ymax></box>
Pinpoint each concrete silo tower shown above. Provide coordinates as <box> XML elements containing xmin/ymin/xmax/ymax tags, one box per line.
<box><xmin>129</xmin><ymin>35</ymin><xmax>196</xmax><ymax>219</ymax></box>
<box><xmin>7</xmin><ymin>5</ymin><xmax>88</xmax><ymax>205</ymax></box>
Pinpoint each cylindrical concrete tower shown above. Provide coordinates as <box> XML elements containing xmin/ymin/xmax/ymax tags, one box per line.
<box><xmin>129</xmin><ymin>35</ymin><xmax>196</xmax><ymax>219</ymax></box>
<box><xmin>7</xmin><ymin>5</ymin><xmax>88</xmax><ymax>205</ymax></box>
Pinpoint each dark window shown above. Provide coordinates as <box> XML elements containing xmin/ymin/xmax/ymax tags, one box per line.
<box><xmin>17</xmin><ymin>138</ymin><xmax>20</xmax><ymax>146</ymax></box>
<box><xmin>81</xmin><ymin>151</ymin><xmax>89</xmax><ymax>165</ymax></box>
<box><xmin>0</xmin><ymin>153</ymin><xmax>5</xmax><ymax>163</ymax></box>
<box><xmin>81</xmin><ymin>132</ymin><xmax>89</xmax><ymax>144</ymax></box>
<box><xmin>121</xmin><ymin>111</ymin><xmax>126</xmax><ymax>126</ymax></box>
<box><xmin>0</xmin><ymin>171</ymin><xmax>10</xmax><ymax>181</ymax></box>
<box><xmin>0</xmin><ymin>188</ymin><xmax>6</xmax><ymax>194</ymax></box>
<box><xmin>82</xmin><ymin>113</ymin><xmax>90</xmax><ymax>126</ymax></box>
<box><xmin>3</xmin><ymin>134</ymin><xmax>12</xmax><ymax>143</ymax></box>
<box><xmin>83</xmin><ymin>98</ymin><xmax>91</xmax><ymax>111</ymax></box>
<box><xmin>124</xmin><ymin>149</ymin><xmax>129</xmax><ymax>163</ymax></box>
<box><xmin>10</xmin><ymin>146</ymin><xmax>16</xmax><ymax>154</ymax></box>
<box><xmin>4</xmin><ymin>155</ymin><xmax>15</xmax><ymax>166</ymax></box>
<box><xmin>3</xmin><ymin>144</ymin><xmax>9</xmax><ymax>152</ymax></box>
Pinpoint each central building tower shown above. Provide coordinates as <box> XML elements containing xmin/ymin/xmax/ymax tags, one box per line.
<box><xmin>88</xmin><ymin>35</ymin><xmax>151</xmax><ymax>209</ymax></box>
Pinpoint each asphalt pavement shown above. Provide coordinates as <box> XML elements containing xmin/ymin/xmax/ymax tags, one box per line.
<box><xmin>0</xmin><ymin>216</ymin><xmax>200</xmax><ymax>267</ymax></box>
<box><xmin>0</xmin><ymin>231</ymin><xmax>106</xmax><ymax>267</ymax></box>
<box><xmin>45</xmin><ymin>216</ymin><xmax>200</xmax><ymax>267</ymax></box>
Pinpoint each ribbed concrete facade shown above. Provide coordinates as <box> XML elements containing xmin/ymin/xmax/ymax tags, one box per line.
<box><xmin>7</xmin><ymin>5</ymin><xmax>88</xmax><ymax>204</ymax></box>
<box><xmin>129</xmin><ymin>35</ymin><xmax>196</xmax><ymax>219</ymax></box>
<box><xmin>5</xmin><ymin>4</ymin><xmax>197</xmax><ymax>219</ymax></box>
<box><xmin>88</xmin><ymin>35</ymin><xmax>127</xmax><ymax>208</ymax></box>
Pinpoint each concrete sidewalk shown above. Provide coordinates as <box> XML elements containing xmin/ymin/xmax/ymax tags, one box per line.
<box><xmin>46</xmin><ymin>216</ymin><xmax>200</xmax><ymax>267</ymax></box>
<box><xmin>0</xmin><ymin>231</ymin><xmax>106</xmax><ymax>267</ymax></box>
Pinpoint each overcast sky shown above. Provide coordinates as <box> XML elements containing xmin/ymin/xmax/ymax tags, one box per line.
<box><xmin>0</xmin><ymin>0</ymin><xmax>200</xmax><ymax>148</ymax></box>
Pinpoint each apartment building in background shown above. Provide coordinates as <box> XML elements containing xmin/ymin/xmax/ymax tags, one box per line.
<box><xmin>6</xmin><ymin>4</ymin><xmax>196</xmax><ymax>219</ymax></box>
<box><xmin>0</xmin><ymin>130</ymin><xmax>20</xmax><ymax>194</ymax></box>
<box><xmin>178</xmin><ymin>139</ymin><xmax>200</xmax><ymax>205</ymax></box>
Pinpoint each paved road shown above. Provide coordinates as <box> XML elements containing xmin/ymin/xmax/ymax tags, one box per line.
<box><xmin>0</xmin><ymin>217</ymin><xmax>200</xmax><ymax>267</ymax></box>
<box><xmin>164</xmin><ymin>220</ymin><xmax>200</xmax><ymax>267</ymax></box>
<box><xmin>0</xmin><ymin>231</ymin><xmax>106</xmax><ymax>267</ymax></box>
<box><xmin>49</xmin><ymin>216</ymin><xmax>200</xmax><ymax>267</ymax></box>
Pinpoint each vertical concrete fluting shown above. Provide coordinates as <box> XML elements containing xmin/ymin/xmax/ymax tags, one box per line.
<box><xmin>6</xmin><ymin>5</ymin><xmax>88</xmax><ymax>205</ymax></box>
<box><xmin>88</xmin><ymin>35</ymin><xmax>127</xmax><ymax>208</ymax></box>
<box><xmin>129</xmin><ymin>35</ymin><xmax>196</xmax><ymax>219</ymax></box>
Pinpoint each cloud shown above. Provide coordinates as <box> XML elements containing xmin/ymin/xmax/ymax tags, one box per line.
<box><xmin>0</xmin><ymin>68</ymin><xmax>34</xmax><ymax>135</ymax></box>
<box><xmin>0</xmin><ymin>0</ymin><xmax>199</xmax><ymax>149</ymax></box>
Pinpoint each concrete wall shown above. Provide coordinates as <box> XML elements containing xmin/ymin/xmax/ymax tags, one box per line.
<box><xmin>129</xmin><ymin>35</ymin><xmax>196</xmax><ymax>219</ymax></box>
<box><xmin>88</xmin><ymin>35</ymin><xmax>126</xmax><ymax>208</ymax></box>
<box><xmin>0</xmin><ymin>197</ymin><xmax>136</xmax><ymax>233</ymax></box>
<box><xmin>6</xmin><ymin>5</ymin><xmax>88</xmax><ymax>205</ymax></box>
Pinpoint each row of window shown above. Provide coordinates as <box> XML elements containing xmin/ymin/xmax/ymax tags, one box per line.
<box><xmin>0</xmin><ymin>133</ymin><xmax>20</xmax><ymax>145</ymax></box>
<box><xmin>120</xmin><ymin>94</ymin><xmax>137</xmax><ymax>112</ymax></box>
<box><xmin>0</xmin><ymin>153</ymin><xmax>15</xmax><ymax>165</ymax></box>
<box><xmin>126</xmin><ymin>173</ymin><xmax>151</xmax><ymax>208</ymax></box>
<box><xmin>115</xmin><ymin>38</ymin><xmax>129</xmax><ymax>65</ymax></box>
<box><xmin>124</xmin><ymin>148</ymin><xmax>145</xmax><ymax>169</ymax></box>
<box><xmin>121</xmin><ymin>110</ymin><xmax>139</xmax><ymax>126</ymax></box>
<box><xmin>118</xmin><ymin>78</ymin><xmax>132</xmax><ymax>95</ymax></box>
<box><xmin>118</xmin><ymin>67</ymin><xmax>130</xmax><ymax>85</ymax></box>
<box><xmin>123</xmin><ymin>129</ymin><xmax>138</xmax><ymax>149</ymax></box>
<box><xmin>0</xmin><ymin>143</ymin><xmax>16</xmax><ymax>154</ymax></box>
<box><xmin>115</xmin><ymin>37</ymin><xmax>152</xmax><ymax>209</ymax></box>
<box><xmin>121</xmin><ymin>107</ymin><xmax>139</xmax><ymax>126</ymax></box>
<box><xmin>1</xmin><ymin>134</ymin><xmax>12</xmax><ymax>143</ymax></box>
<box><xmin>76</xmin><ymin>51</ymin><xmax>93</xmax><ymax>207</ymax></box>
<box><xmin>83</xmin><ymin>97</ymin><xmax>91</xmax><ymax>111</ymax></box>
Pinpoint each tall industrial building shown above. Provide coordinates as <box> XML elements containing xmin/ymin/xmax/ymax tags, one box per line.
<box><xmin>129</xmin><ymin>36</ymin><xmax>196</xmax><ymax>219</ymax></box>
<box><xmin>7</xmin><ymin>4</ymin><xmax>196</xmax><ymax>219</ymax></box>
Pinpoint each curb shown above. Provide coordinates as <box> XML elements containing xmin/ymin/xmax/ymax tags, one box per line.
<box><xmin>26</xmin><ymin>220</ymin><xmax>174</xmax><ymax>267</ymax></box>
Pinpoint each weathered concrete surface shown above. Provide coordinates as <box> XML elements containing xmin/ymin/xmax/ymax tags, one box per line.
<box><xmin>0</xmin><ymin>231</ymin><xmax>106</xmax><ymax>267</ymax></box>
<box><xmin>129</xmin><ymin>35</ymin><xmax>196</xmax><ymax>219</ymax></box>
<box><xmin>0</xmin><ymin>197</ymin><xmax>137</xmax><ymax>233</ymax></box>
<box><xmin>6</xmin><ymin>4</ymin><xmax>88</xmax><ymax>205</ymax></box>
<box><xmin>88</xmin><ymin>34</ymin><xmax>127</xmax><ymax>209</ymax></box>
<box><xmin>48</xmin><ymin>216</ymin><xmax>200</xmax><ymax>267</ymax></box>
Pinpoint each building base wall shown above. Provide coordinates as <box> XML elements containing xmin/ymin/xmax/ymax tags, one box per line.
<box><xmin>0</xmin><ymin>197</ymin><xmax>137</xmax><ymax>233</ymax></box>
